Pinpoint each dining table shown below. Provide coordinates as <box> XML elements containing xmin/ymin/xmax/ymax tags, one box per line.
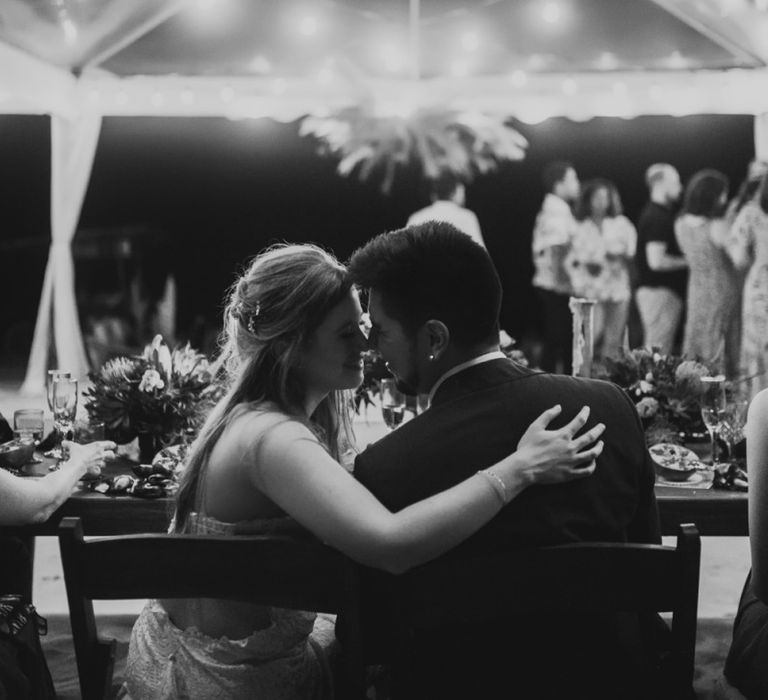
<box><xmin>3</xmin><ymin>454</ymin><xmax>749</xmax><ymax>538</ymax></box>
<box><xmin>1</xmin><ymin>453</ymin><xmax>750</xmax><ymax>603</ymax></box>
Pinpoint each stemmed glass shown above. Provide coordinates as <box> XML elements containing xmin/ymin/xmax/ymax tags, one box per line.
<box><xmin>51</xmin><ymin>377</ymin><xmax>78</xmax><ymax>465</ymax></box>
<box><xmin>45</xmin><ymin>370</ymin><xmax>71</xmax><ymax>458</ymax></box>
<box><xmin>719</xmin><ymin>399</ymin><xmax>749</xmax><ymax>464</ymax></box>
<box><xmin>700</xmin><ymin>376</ymin><xmax>726</xmax><ymax>466</ymax></box>
<box><xmin>380</xmin><ymin>378</ymin><xmax>406</xmax><ymax>431</ymax></box>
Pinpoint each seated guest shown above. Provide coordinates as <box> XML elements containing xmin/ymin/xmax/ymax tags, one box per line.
<box><xmin>347</xmin><ymin>222</ymin><xmax>662</xmax><ymax>700</ymax></box>
<box><xmin>0</xmin><ymin>440</ymin><xmax>115</xmax><ymax>697</ymax></box>
<box><xmin>724</xmin><ymin>388</ymin><xmax>768</xmax><ymax>698</ymax></box>
<box><xmin>121</xmin><ymin>244</ymin><xmax>603</xmax><ymax>700</ymax></box>
<box><xmin>0</xmin><ymin>440</ymin><xmax>114</xmax><ymax>526</ymax></box>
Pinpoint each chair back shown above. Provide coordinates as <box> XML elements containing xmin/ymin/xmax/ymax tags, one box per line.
<box><xmin>58</xmin><ymin>516</ymin><xmax>363</xmax><ymax>700</ymax></box>
<box><xmin>387</xmin><ymin>524</ymin><xmax>701</xmax><ymax>699</ymax></box>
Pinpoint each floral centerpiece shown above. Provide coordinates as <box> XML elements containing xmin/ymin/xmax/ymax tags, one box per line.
<box><xmin>595</xmin><ymin>348</ymin><xmax>716</xmax><ymax>445</ymax></box>
<box><xmin>83</xmin><ymin>335</ymin><xmax>223</xmax><ymax>460</ymax></box>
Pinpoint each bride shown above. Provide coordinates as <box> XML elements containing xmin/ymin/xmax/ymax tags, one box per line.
<box><xmin>121</xmin><ymin>243</ymin><xmax>604</xmax><ymax>700</ymax></box>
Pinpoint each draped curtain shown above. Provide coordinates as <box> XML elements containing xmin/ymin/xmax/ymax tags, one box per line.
<box><xmin>756</xmin><ymin>112</ymin><xmax>768</xmax><ymax>162</ymax></box>
<box><xmin>20</xmin><ymin>112</ymin><xmax>102</xmax><ymax>395</ymax></box>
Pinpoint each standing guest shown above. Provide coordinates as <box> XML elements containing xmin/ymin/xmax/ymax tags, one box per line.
<box><xmin>726</xmin><ymin>160</ymin><xmax>768</xmax><ymax>222</ymax></box>
<box><xmin>567</xmin><ymin>178</ymin><xmax>637</xmax><ymax>361</ymax></box>
<box><xmin>531</xmin><ymin>160</ymin><xmax>581</xmax><ymax>373</ymax></box>
<box><xmin>121</xmin><ymin>244</ymin><xmax>602</xmax><ymax>700</ymax></box>
<box><xmin>674</xmin><ymin>169</ymin><xmax>741</xmax><ymax>376</ymax></box>
<box><xmin>726</xmin><ymin>173</ymin><xmax>768</xmax><ymax>399</ymax></box>
<box><xmin>723</xmin><ymin>388</ymin><xmax>768</xmax><ymax>698</ymax></box>
<box><xmin>348</xmin><ymin>222</ymin><xmax>661</xmax><ymax>700</ymax></box>
<box><xmin>635</xmin><ymin>163</ymin><xmax>686</xmax><ymax>353</ymax></box>
<box><xmin>406</xmin><ymin>172</ymin><xmax>485</xmax><ymax>248</ymax></box>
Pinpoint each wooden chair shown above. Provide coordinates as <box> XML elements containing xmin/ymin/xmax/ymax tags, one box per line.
<box><xmin>58</xmin><ymin>516</ymin><xmax>364</xmax><ymax>700</ymax></box>
<box><xmin>385</xmin><ymin>524</ymin><xmax>701</xmax><ymax>700</ymax></box>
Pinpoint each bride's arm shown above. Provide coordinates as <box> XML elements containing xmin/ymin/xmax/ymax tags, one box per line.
<box><xmin>248</xmin><ymin>406</ymin><xmax>603</xmax><ymax>574</ymax></box>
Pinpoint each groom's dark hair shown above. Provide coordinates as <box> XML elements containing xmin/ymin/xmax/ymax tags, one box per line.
<box><xmin>347</xmin><ymin>221</ymin><xmax>501</xmax><ymax>349</ymax></box>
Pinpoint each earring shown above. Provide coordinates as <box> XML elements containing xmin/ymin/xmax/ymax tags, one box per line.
<box><xmin>428</xmin><ymin>354</ymin><xmax>435</xmax><ymax>361</ymax></box>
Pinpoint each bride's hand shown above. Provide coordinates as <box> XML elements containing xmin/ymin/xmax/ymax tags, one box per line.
<box><xmin>515</xmin><ymin>405</ymin><xmax>604</xmax><ymax>486</ymax></box>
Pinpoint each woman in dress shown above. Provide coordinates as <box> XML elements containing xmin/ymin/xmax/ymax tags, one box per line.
<box><xmin>121</xmin><ymin>244</ymin><xmax>604</xmax><ymax>700</ymax></box>
<box><xmin>567</xmin><ymin>178</ymin><xmax>637</xmax><ymax>360</ymax></box>
<box><xmin>674</xmin><ymin>169</ymin><xmax>741</xmax><ymax>375</ymax></box>
<box><xmin>727</xmin><ymin>174</ymin><xmax>768</xmax><ymax>399</ymax></box>
<box><xmin>724</xmin><ymin>388</ymin><xmax>768</xmax><ymax>697</ymax></box>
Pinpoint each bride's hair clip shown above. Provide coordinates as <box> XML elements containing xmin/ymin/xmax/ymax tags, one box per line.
<box><xmin>231</xmin><ymin>300</ymin><xmax>261</xmax><ymax>335</ymax></box>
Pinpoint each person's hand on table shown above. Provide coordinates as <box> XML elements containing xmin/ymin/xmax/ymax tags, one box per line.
<box><xmin>62</xmin><ymin>440</ymin><xmax>117</xmax><ymax>479</ymax></box>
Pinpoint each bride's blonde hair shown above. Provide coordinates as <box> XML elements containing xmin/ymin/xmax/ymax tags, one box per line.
<box><xmin>174</xmin><ymin>243</ymin><xmax>356</xmax><ymax>532</ymax></box>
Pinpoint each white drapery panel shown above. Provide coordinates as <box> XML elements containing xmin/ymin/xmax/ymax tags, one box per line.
<box><xmin>756</xmin><ymin>113</ymin><xmax>768</xmax><ymax>162</ymax></box>
<box><xmin>21</xmin><ymin>112</ymin><xmax>102</xmax><ymax>396</ymax></box>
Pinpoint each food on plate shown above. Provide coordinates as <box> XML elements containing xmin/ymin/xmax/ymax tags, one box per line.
<box><xmin>649</xmin><ymin>443</ymin><xmax>703</xmax><ymax>481</ymax></box>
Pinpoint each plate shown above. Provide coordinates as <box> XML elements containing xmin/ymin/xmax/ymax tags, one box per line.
<box><xmin>649</xmin><ymin>443</ymin><xmax>704</xmax><ymax>481</ymax></box>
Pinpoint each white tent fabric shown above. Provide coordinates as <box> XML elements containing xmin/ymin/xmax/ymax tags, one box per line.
<box><xmin>20</xmin><ymin>111</ymin><xmax>102</xmax><ymax>395</ymax></box>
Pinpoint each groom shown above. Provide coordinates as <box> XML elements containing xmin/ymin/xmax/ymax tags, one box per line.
<box><xmin>347</xmin><ymin>222</ymin><xmax>661</xmax><ymax>699</ymax></box>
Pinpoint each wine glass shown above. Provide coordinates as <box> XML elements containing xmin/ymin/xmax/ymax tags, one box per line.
<box><xmin>380</xmin><ymin>378</ymin><xmax>406</xmax><ymax>430</ymax></box>
<box><xmin>45</xmin><ymin>370</ymin><xmax>71</xmax><ymax>458</ymax></box>
<box><xmin>13</xmin><ymin>409</ymin><xmax>45</xmax><ymax>464</ymax></box>
<box><xmin>700</xmin><ymin>375</ymin><xmax>726</xmax><ymax>465</ymax></box>
<box><xmin>52</xmin><ymin>377</ymin><xmax>78</xmax><ymax>464</ymax></box>
<box><xmin>719</xmin><ymin>399</ymin><xmax>749</xmax><ymax>464</ymax></box>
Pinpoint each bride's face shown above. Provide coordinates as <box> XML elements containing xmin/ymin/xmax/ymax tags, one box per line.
<box><xmin>297</xmin><ymin>287</ymin><xmax>368</xmax><ymax>394</ymax></box>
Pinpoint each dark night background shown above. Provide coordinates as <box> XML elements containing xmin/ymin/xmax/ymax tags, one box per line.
<box><xmin>0</xmin><ymin>112</ymin><xmax>756</xmax><ymax>364</ymax></box>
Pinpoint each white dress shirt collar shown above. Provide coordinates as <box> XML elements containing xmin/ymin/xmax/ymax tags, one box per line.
<box><xmin>427</xmin><ymin>350</ymin><xmax>507</xmax><ymax>404</ymax></box>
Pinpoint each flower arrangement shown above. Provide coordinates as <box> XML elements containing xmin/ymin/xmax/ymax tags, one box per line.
<box><xmin>83</xmin><ymin>335</ymin><xmax>223</xmax><ymax>448</ymax></box>
<box><xmin>595</xmin><ymin>348</ymin><xmax>716</xmax><ymax>445</ymax></box>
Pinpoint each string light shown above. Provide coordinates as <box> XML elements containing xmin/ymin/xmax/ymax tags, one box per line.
<box><xmin>219</xmin><ymin>85</ymin><xmax>235</xmax><ymax>102</ymax></box>
<box><xmin>509</xmin><ymin>69</ymin><xmax>528</xmax><ymax>87</ymax></box>
<box><xmin>249</xmin><ymin>55</ymin><xmax>272</xmax><ymax>74</ymax></box>
<box><xmin>151</xmin><ymin>91</ymin><xmax>164</xmax><ymax>107</ymax></box>
<box><xmin>450</xmin><ymin>59</ymin><xmax>470</xmax><ymax>77</ymax></box>
<box><xmin>298</xmin><ymin>15</ymin><xmax>319</xmax><ymax>37</ymax></box>
<box><xmin>181</xmin><ymin>88</ymin><xmax>195</xmax><ymax>105</ymax></box>
<box><xmin>540</xmin><ymin>1</ymin><xmax>563</xmax><ymax>25</ymax></box>
<box><xmin>561</xmin><ymin>77</ymin><xmax>578</xmax><ymax>95</ymax></box>
<box><xmin>597</xmin><ymin>52</ymin><xmax>618</xmax><ymax>70</ymax></box>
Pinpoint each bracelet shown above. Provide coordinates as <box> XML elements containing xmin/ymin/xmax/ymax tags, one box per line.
<box><xmin>477</xmin><ymin>468</ymin><xmax>508</xmax><ymax>505</ymax></box>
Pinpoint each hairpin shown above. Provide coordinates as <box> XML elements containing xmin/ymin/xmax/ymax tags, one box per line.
<box><xmin>231</xmin><ymin>299</ymin><xmax>261</xmax><ymax>335</ymax></box>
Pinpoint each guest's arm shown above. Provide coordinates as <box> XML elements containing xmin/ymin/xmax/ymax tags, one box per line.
<box><xmin>248</xmin><ymin>406</ymin><xmax>604</xmax><ymax>575</ymax></box>
<box><xmin>0</xmin><ymin>441</ymin><xmax>115</xmax><ymax>525</ymax></box>
<box><xmin>645</xmin><ymin>241</ymin><xmax>687</xmax><ymax>271</ymax></box>
<box><xmin>748</xmin><ymin>390</ymin><xmax>768</xmax><ymax>602</ymax></box>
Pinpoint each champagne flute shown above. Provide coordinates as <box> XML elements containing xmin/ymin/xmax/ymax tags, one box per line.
<box><xmin>719</xmin><ymin>399</ymin><xmax>749</xmax><ymax>464</ymax></box>
<box><xmin>700</xmin><ymin>376</ymin><xmax>726</xmax><ymax>465</ymax></box>
<box><xmin>52</xmin><ymin>377</ymin><xmax>78</xmax><ymax>466</ymax></box>
<box><xmin>380</xmin><ymin>378</ymin><xmax>406</xmax><ymax>430</ymax></box>
<box><xmin>45</xmin><ymin>370</ymin><xmax>71</xmax><ymax>458</ymax></box>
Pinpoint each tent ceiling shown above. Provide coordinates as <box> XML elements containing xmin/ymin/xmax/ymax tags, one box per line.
<box><xmin>1</xmin><ymin>0</ymin><xmax>768</xmax><ymax>119</ymax></box>
<box><xmin>0</xmin><ymin>0</ymin><xmax>766</xmax><ymax>78</ymax></box>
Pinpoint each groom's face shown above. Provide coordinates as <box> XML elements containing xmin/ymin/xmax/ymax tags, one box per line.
<box><xmin>367</xmin><ymin>290</ymin><xmax>423</xmax><ymax>395</ymax></box>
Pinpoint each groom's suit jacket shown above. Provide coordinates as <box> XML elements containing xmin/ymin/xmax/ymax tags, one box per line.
<box><xmin>353</xmin><ymin>358</ymin><xmax>662</xmax><ymax>699</ymax></box>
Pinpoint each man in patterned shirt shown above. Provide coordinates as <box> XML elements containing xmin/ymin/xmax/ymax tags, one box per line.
<box><xmin>532</xmin><ymin>160</ymin><xmax>580</xmax><ymax>373</ymax></box>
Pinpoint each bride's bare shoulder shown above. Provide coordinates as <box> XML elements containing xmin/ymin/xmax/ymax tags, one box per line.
<box><xmin>228</xmin><ymin>403</ymin><xmax>315</xmax><ymax>449</ymax></box>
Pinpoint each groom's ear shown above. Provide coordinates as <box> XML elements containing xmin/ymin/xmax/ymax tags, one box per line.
<box><xmin>424</xmin><ymin>319</ymin><xmax>450</xmax><ymax>360</ymax></box>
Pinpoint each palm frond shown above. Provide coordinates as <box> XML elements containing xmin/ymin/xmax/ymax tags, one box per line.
<box><xmin>299</xmin><ymin>107</ymin><xmax>528</xmax><ymax>194</ymax></box>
